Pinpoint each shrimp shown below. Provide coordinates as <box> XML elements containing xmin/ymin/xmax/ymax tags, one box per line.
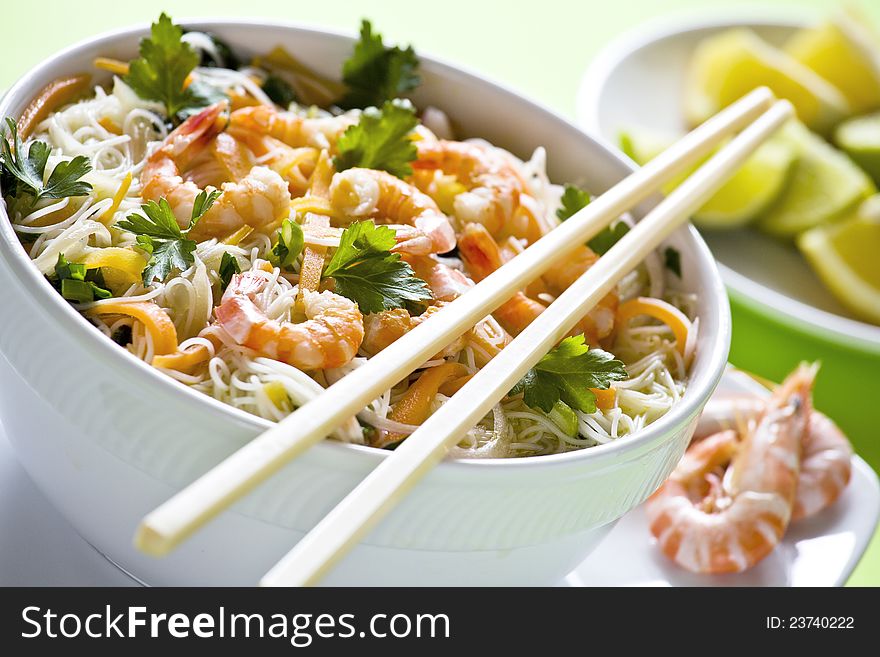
<box><xmin>227</xmin><ymin>124</ymin><xmax>320</xmax><ymax>197</ymax></box>
<box><xmin>458</xmin><ymin>222</ymin><xmax>614</xmax><ymax>342</ymax></box>
<box><xmin>329</xmin><ymin>168</ymin><xmax>456</xmax><ymax>255</ymax></box>
<box><xmin>646</xmin><ymin>365</ymin><xmax>815</xmax><ymax>574</ymax></box>
<box><xmin>140</xmin><ymin>103</ymin><xmax>292</xmax><ymax>240</ymax></box>
<box><xmin>229</xmin><ymin>105</ymin><xmax>355</xmax><ymax>151</ymax></box>
<box><xmin>361</xmin><ymin>305</ymin><xmax>464</xmax><ymax>357</ymax></box>
<box><xmin>405</xmin><ymin>255</ymin><xmax>473</xmax><ymax>302</ymax></box>
<box><xmin>215</xmin><ymin>269</ymin><xmax>364</xmax><ymax>370</ymax></box>
<box><xmin>693</xmin><ymin>391</ymin><xmax>852</xmax><ymax>522</ymax></box>
<box><xmin>413</xmin><ymin>139</ymin><xmax>543</xmax><ymax>243</ymax></box>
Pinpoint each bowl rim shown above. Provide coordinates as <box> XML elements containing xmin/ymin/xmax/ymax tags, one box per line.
<box><xmin>575</xmin><ymin>9</ymin><xmax>880</xmax><ymax>352</ymax></box>
<box><xmin>0</xmin><ymin>17</ymin><xmax>731</xmax><ymax>472</ymax></box>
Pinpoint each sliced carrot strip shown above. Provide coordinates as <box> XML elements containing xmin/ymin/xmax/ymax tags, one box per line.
<box><xmin>290</xmin><ymin>197</ymin><xmax>333</xmax><ymax>216</ymax></box>
<box><xmin>373</xmin><ymin>362</ymin><xmax>469</xmax><ymax>448</ymax></box>
<box><xmin>88</xmin><ymin>301</ymin><xmax>178</xmax><ymax>357</ymax></box>
<box><xmin>616</xmin><ymin>296</ymin><xmax>691</xmax><ymax>356</ymax></box>
<box><xmin>438</xmin><ymin>373</ymin><xmax>473</xmax><ymax>397</ymax></box>
<box><xmin>152</xmin><ymin>344</ymin><xmax>211</xmax><ymax>372</ymax></box>
<box><xmin>98</xmin><ymin>116</ymin><xmax>122</xmax><ymax>135</ymax></box>
<box><xmin>590</xmin><ymin>387</ymin><xmax>616</xmax><ymax>411</ymax></box>
<box><xmin>18</xmin><ymin>74</ymin><xmax>91</xmax><ymax>139</ymax></box>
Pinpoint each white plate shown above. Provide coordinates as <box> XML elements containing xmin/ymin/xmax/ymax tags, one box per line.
<box><xmin>576</xmin><ymin>11</ymin><xmax>880</xmax><ymax>349</ymax></box>
<box><xmin>2</xmin><ymin>369</ymin><xmax>876</xmax><ymax>586</ymax></box>
<box><xmin>568</xmin><ymin>368</ymin><xmax>880</xmax><ymax>586</ymax></box>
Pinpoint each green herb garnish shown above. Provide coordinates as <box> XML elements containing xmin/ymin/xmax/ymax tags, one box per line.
<box><xmin>322</xmin><ymin>220</ymin><xmax>432</xmax><ymax>313</ymax></box>
<box><xmin>1</xmin><ymin>118</ymin><xmax>92</xmax><ymax>206</ymax></box>
<box><xmin>664</xmin><ymin>246</ymin><xmax>682</xmax><ymax>278</ymax></box>
<box><xmin>218</xmin><ymin>251</ymin><xmax>241</xmax><ymax>291</ymax></box>
<box><xmin>124</xmin><ymin>13</ymin><xmax>223</xmax><ymax>120</ymax></box>
<box><xmin>52</xmin><ymin>254</ymin><xmax>111</xmax><ymax>304</ymax></box>
<box><xmin>557</xmin><ymin>183</ymin><xmax>630</xmax><ymax>255</ymax></box>
<box><xmin>334</xmin><ymin>99</ymin><xmax>418</xmax><ymax>178</ymax></box>
<box><xmin>510</xmin><ymin>335</ymin><xmax>627</xmax><ymax>414</ymax></box>
<box><xmin>268</xmin><ymin>218</ymin><xmax>305</xmax><ymax>271</ymax></box>
<box><xmin>338</xmin><ymin>19</ymin><xmax>420</xmax><ymax>109</ymax></box>
<box><xmin>117</xmin><ymin>189</ymin><xmax>220</xmax><ymax>284</ymax></box>
<box><xmin>262</xmin><ymin>74</ymin><xmax>297</xmax><ymax>108</ymax></box>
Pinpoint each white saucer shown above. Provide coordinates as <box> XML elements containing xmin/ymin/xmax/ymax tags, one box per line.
<box><xmin>2</xmin><ymin>369</ymin><xmax>877</xmax><ymax>586</ymax></box>
<box><xmin>575</xmin><ymin>11</ymin><xmax>880</xmax><ymax>349</ymax></box>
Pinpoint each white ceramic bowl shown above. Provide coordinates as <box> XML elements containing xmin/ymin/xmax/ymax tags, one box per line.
<box><xmin>0</xmin><ymin>20</ymin><xmax>730</xmax><ymax>586</ymax></box>
<box><xmin>576</xmin><ymin>11</ymin><xmax>880</xmax><ymax>350</ymax></box>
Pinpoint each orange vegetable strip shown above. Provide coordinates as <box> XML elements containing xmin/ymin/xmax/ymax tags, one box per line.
<box><xmin>590</xmin><ymin>387</ymin><xmax>616</xmax><ymax>410</ymax></box>
<box><xmin>374</xmin><ymin>363</ymin><xmax>469</xmax><ymax>448</ymax></box>
<box><xmin>18</xmin><ymin>74</ymin><xmax>92</xmax><ymax>139</ymax></box>
<box><xmin>616</xmin><ymin>296</ymin><xmax>691</xmax><ymax>356</ymax></box>
<box><xmin>93</xmin><ymin>57</ymin><xmax>129</xmax><ymax>76</ymax></box>
<box><xmin>87</xmin><ymin>301</ymin><xmax>178</xmax><ymax>358</ymax></box>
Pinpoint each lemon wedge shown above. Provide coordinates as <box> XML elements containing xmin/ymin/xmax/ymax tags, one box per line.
<box><xmin>619</xmin><ymin>127</ymin><xmax>796</xmax><ymax>228</ymax></box>
<box><xmin>797</xmin><ymin>197</ymin><xmax>880</xmax><ymax>324</ymax></box>
<box><xmin>685</xmin><ymin>29</ymin><xmax>851</xmax><ymax>134</ymax></box>
<box><xmin>834</xmin><ymin>112</ymin><xmax>880</xmax><ymax>185</ymax></box>
<box><xmin>785</xmin><ymin>10</ymin><xmax>880</xmax><ymax>114</ymax></box>
<box><xmin>757</xmin><ymin>120</ymin><xmax>875</xmax><ymax>237</ymax></box>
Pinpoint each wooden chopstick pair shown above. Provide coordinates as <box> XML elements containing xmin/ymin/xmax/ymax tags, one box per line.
<box><xmin>134</xmin><ymin>87</ymin><xmax>793</xmax><ymax>587</ymax></box>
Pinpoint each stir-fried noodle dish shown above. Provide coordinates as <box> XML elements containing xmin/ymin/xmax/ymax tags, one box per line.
<box><xmin>0</xmin><ymin>14</ymin><xmax>699</xmax><ymax>457</ymax></box>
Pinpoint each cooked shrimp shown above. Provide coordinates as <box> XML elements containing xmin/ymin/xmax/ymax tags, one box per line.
<box><xmin>458</xmin><ymin>222</ymin><xmax>613</xmax><ymax>341</ymax></box>
<box><xmin>362</xmin><ymin>305</ymin><xmax>462</xmax><ymax>357</ymax></box>
<box><xmin>140</xmin><ymin>103</ymin><xmax>292</xmax><ymax>240</ymax></box>
<box><xmin>413</xmin><ymin>139</ymin><xmax>543</xmax><ymax>243</ymax></box>
<box><xmin>227</xmin><ymin>125</ymin><xmax>319</xmax><ymax>197</ymax></box>
<box><xmin>693</xmin><ymin>391</ymin><xmax>852</xmax><ymax>522</ymax></box>
<box><xmin>215</xmin><ymin>270</ymin><xmax>364</xmax><ymax>370</ymax></box>
<box><xmin>646</xmin><ymin>365</ymin><xmax>815</xmax><ymax>574</ymax></box>
<box><xmin>405</xmin><ymin>255</ymin><xmax>473</xmax><ymax>302</ymax></box>
<box><xmin>329</xmin><ymin>167</ymin><xmax>456</xmax><ymax>255</ymax></box>
<box><xmin>229</xmin><ymin>105</ymin><xmax>355</xmax><ymax>150</ymax></box>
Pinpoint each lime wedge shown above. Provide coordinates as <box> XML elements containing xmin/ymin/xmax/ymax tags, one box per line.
<box><xmin>834</xmin><ymin>112</ymin><xmax>880</xmax><ymax>185</ymax></box>
<box><xmin>618</xmin><ymin>127</ymin><xmax>796</xmax><ymax>228</ymax></box>
<box><xmin>785</xmin><ymin>14</ymin><xmax>880</xmax><ymax>115</ymax></box>
<box><xmin>797</xmin><ymin>198</ymin><xmax>880</xmax><ymax>324</ymax></box>
<box><xmin>757</xmin><ymin>121</ymin><xmax>875</xmax><ymax>237</ymax></box>
<box><xmin>685</xmin><ymin>29</ymin><xmax>851</xmax><ymax>134</ymax></box>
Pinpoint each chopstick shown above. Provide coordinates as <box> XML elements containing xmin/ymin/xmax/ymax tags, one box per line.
<box><xmin>260</xmin><ymin>98</ymin><xmax>794</xmax><ymax>587</ymax></box>
<box><xmin>134</xmin><ymin>88</ymin><xmax>778</xmax><ymax>558</ymax></box>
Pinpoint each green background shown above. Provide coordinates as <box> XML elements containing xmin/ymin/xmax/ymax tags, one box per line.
<box><xmin>2</xmin><ymin>0</ymin><xmax>878</xmax><ymax>585</ymax></box>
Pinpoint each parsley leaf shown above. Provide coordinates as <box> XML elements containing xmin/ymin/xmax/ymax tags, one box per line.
<box><xmin>118</xmin><ymin>189</ymin><xmax>219</xmax><ymax>284</ymax></box>
<box><xmin>218</xmin><ymin>252</ymin><xmax>241</xmax><ymax>291</ymax></box>
<box><xmin>322</xmin><ymin>220</ymin><xmax>432</xmax><ymax>313</ymax></box>
<box><xmin>52</xmin><ymin>254</ymin><xmax>112</xmax><ymax>304</ymax></box>
<box><xmin>510</xmin><ymin>335</ymin><xmax>627</xmax><ymax>414</ymax></box>
<box><xmin>556</xmin><ymin>183</ymin><xmax>630</xmax><ymax>255</ymax></box>
<box><xmin>339</xmin><ymin>20</ymin><xmax>420</xmax><ymax>109</ymax></box>
<box><xmin>124</xmin><ymin>13</ymin><xmax>221</xmax><ymax>120</ymax></box>
<box><xmin>1</xmin><ymin>118</ymin><xmax>92</xmax><ymax>204</ymax></box>
<box><xmin>334</xmin><ymin>99</ymin><xmax>418</xmax><ymax>178</ymax></box>
<box><xmin>664</xmin><ymin>247</ymin><xmax>682</xmax><ymax>278</ymax></box>
<box><xmin>268</xmin><ymin>218</ymin><xmax>304</xmax><ymax>271</ymax></box>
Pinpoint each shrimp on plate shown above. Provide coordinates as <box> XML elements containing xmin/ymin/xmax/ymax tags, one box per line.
<box><xmin>646</xmin><ymin>365</ymin><xmax>817</xmax><ymax>574</ymax></box>
<box><xmin>693</xmin><ymin>387</ymin><xmax>853</xmax><ymax>523</ymax></box>
<box><xmin>215</xmin><ymin>267</ymin><xmax>364</xmax><ymax>370</ymax></box>
<box><xmin>229</xmin><ymin>104</ymin><xmax>356</xmax><ymax>151</ymax></box>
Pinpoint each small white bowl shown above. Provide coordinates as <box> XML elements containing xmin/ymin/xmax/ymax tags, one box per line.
<box><xmin>576</xmin><ymin>11</ymin><xmax>880</xmax><ymax>349</ymax></box>
<box><xmin>0</xmin><ymin>19</ymin><xmax>730</xmax><ymax>586</ymax></box>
